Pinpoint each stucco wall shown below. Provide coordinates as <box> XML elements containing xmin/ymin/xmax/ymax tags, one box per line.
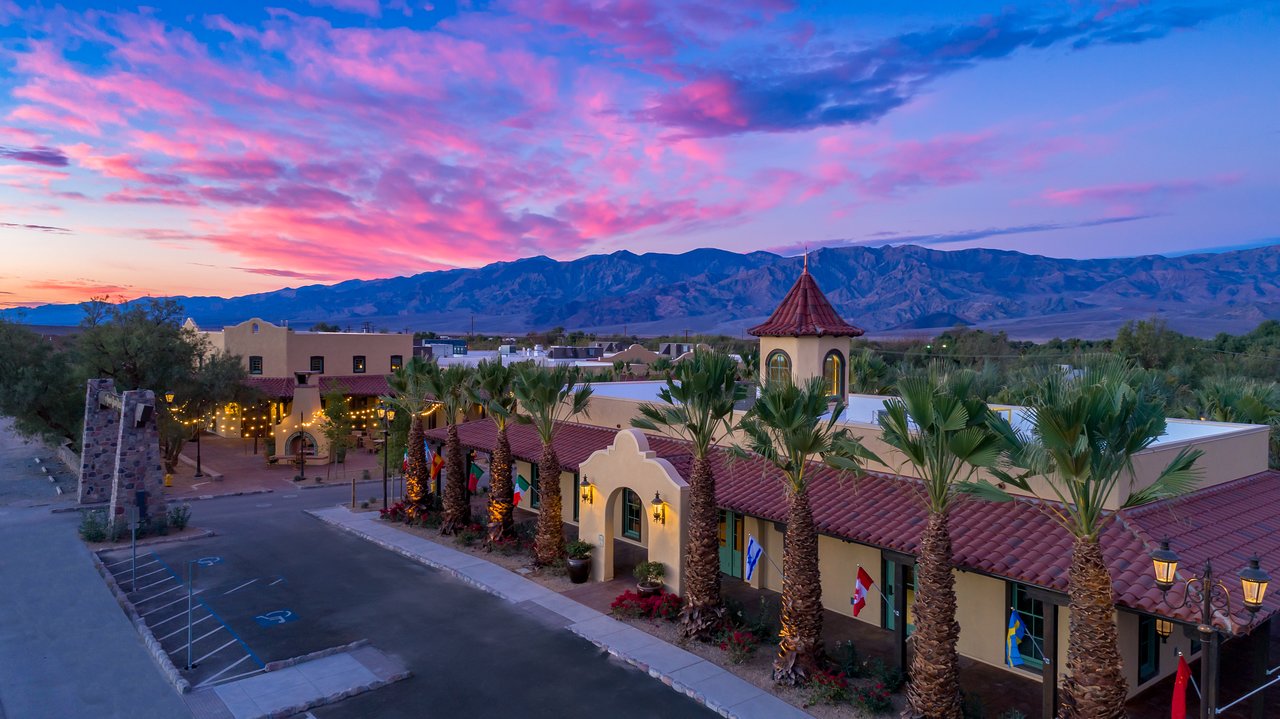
<box><xmin>209</xmin><ymin>318</ymin><xmax>412</xmax><ymax>378</ymax></box>
<box><xmin>816</xmin><ymin>536</ymin><xmax>886</xmax><ymax>627</ymax></box>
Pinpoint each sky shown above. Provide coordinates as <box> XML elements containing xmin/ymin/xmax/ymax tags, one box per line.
<box><xmin>0</xmin><ymin>0</ymin><xmax>1277</xmax><ymax>309</ymax></box>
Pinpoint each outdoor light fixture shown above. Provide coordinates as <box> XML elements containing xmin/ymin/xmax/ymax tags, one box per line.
<box><xmin>387</xmin><ymin>409</ymin><xmax>396</xmax><ymax>421</ymax></box>
<box><xmin>579</xmin><ymin>477</ymin><xmax>594</xmax><ymax>505</ymax></box>
<box><xmin>1240</xmin><ymin>555</ymin><xmax>1270</xmax><ymax>612</ymax></box>
<box><xmin>165</xmin><ymin>390</ymin><xmax>175</xmax><ymax>404</ymax></box>
<box><xmin>377</xmin><ymin>406</ymin><xmax>386</xmax><ymax>419</ymax></box>
<box><xmin>650</xmin><ymin>491</ymin><xmax>666</xmax><ymax>525</ymax></box>
<box><xmin>1151</xmin><ymin>539</ymin><xmax>1179</xmax><ymax>592</ymax></box>
<box><xmin>1155</xmin><ymin>617</ymin><xmax>1173</xmax><ymax>642</ymax></box>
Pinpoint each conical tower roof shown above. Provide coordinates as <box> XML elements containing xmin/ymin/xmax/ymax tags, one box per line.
<box><xmin>747</xmin><ymin>258</ymin><xmax>864</xmax><ymax>338</ymax></box>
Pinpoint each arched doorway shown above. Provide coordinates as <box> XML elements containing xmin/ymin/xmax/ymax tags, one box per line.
<box><xmin>600</xmin><ymin>486</ymin><xmax>649</xmax><ymax>582</ymax></box>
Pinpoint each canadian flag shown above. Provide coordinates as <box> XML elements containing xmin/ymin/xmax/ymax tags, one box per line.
<box><xmin>851</xmin><ymin>566</ymin><xmax>874</xmax><ymax>617</ymax></box>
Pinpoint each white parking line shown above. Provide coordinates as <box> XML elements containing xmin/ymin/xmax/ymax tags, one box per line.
<box><xmin>134</xmin><ymin>585</ymin><xmax>183</xmax><ymax>605</ymax></box>
<box><xmin>168</xmin><ymin>625</ymin><xmax>225</xmax><ymax>656</ymax></box>
<box><xmin>123</xmin><ymin>567</ymin><xmax>168</xmax><ymax>584</ymax></box>
<box><xmin>193</xmin><ymin>638</ymin><xmax>238</xmax><ymax>665</ymax></box>
<box><xmin>200</xmin><ymin>666</ymin><xmax>265</xmax><ymax>688</ymax></box>
<box><xmin>141</xmin><ymin>591</ymin><xmax>200</xmax><ymax>616</ymax></box>
<box><xmin>268</xmin><ymin>577</ymin><xmax>285</xmax><ymax>587</ymax></box>
<box><xmin>158</xmin><ymin>614</ymin><xmax>212</xmax><ymax>641</ymax></box>
<box><xmin>135</xmin><ymin>576</ymin><xmax>176</xmax><ymax>592</ymax></box>
<box><xmin>152</xmin><ymin>607</ymin><xmax>206</xmax><ymax>628</ymax></box>
<box><xmin>222</xmin><ymin>579</ymin><xmax>258</xmax><ymax>595</ymax></box>
<box><xmin>105</xmin><ymin>557</ymin><xmax>158</xmax><ymax>570</ymax></box>
<box><xmin>193</xmin><ymin>655</ymin><xmax>253</xmax><ymax>688</ymax></box>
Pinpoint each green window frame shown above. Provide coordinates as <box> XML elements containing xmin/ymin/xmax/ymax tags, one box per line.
<box><xmin>823</xmin><ymin>350</ymin><xmax>845</xmax><ymax>397</ymax></box>
<box><xmin>1138</xmin><ymin>615</ymin><xmax>1159</xmax><ymax>683</ymax></box>
<box><xmin>529</xmin><ymin>462</ymin><xmax>540</xmax><ymax>509</ymax></box>
<box><xmin>622</xmin><ymin>489</ymin><xmax>642</xmax><ymax>540</ymax></box>
<box><xmin>249</xmin><ymin>356</ymin><xmax>263</xmax><ymax>375</ymax></box>
<box><xmin>1009</xmin><ymin>583</ymin><xmax>1046</xmax><ymax>671</ymax></box>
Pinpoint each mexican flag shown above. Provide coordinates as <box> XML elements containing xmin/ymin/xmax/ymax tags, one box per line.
<box><xmin>514</xmin><ymin>473</ymin><xmax>530</xmax><ymax>506</ymax></box>
<box><xmin>468</xmin><ymin>462</ymin><xmax>483</xmax><ymax>492</ymax></box>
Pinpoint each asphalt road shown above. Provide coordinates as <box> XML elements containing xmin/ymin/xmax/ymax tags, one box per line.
<box><xmin>172</xmin><ymin>487</ymin><xmax>715</xmax><ymax>718</ymax></box>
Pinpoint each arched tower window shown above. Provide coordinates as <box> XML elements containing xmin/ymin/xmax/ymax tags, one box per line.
<box><xmin>766</xmin><ymin>350</ymin><xmax>792</xmax><ymax>386</ymax></box>
<box><xmin>823</xmin><ymin>350</ymin><xmax>845</xmax><ymax>397</ymax></box>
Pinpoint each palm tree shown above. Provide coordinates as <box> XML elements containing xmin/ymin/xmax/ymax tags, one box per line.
<box><xmin>1186</xmin><ymin>375</ymin><xmax>1280</xmax><ymax>468</ymax></box>
<box><xmin>966</xmin><ymin>361</ymin><xmax>1202</xmax><ymax>719</ymax></box>
<box><xmin>512</xmin><ymin>364</ymin><xmax>593</xmax><ymax>566</ymax></box>
<box><xmin>736</xmin><ymin>376</ymin><xmax>879</xmax><ymax>685</ymax></box>
<box><xmin>877</xmin><ymin>367</ymin><xmax>1012</xmax><ymax>719</ymax></box>
<box><xmin>422</xmin><ymin>363</ymin><xmax>476</xmax><ymax>534</ymax></box>
<box><xmin>470</xmin><ymin>359</ymin><xmax>520</xmax><ymax>541</ymax></box>
<box><xmin>632</xmin><ymin>350</ymin><xmax>745</xmax><ymax>639</ymax></box>
<box><xmin>383</xmin><ymin>356</ymin><xmax>435</xmax><ymax>512</ymax></box>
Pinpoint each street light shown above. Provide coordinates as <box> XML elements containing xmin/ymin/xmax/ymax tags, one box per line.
<box><xmin>379</xmin><ymin>405</ymin><xmax>395</xmax><ymax>509</ymax></box>
<box><xmin>1150</xmin><ymin>540</ymin><xmax>1272</xmax><ymax>718</ymax></box>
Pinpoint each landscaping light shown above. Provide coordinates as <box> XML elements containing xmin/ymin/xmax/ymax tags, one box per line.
<box><xmin>650</xmin><ymin>492</ymin><xmax>666</xmax><ymax>525</ymax></box>
<box><xmin>1151</xmin><ymin>539</ymin><xmax>1179</xmax><ymax>592</ymax></box>
<box><xmin>1155</xmin><ymin>617</ymin><xmax>1172</xmax><ymax>642</ymax></box>
<box><xmin>1240</xmin><ymin>555</ymin><xmax>1270</xmax><ymax>612</ymax></box>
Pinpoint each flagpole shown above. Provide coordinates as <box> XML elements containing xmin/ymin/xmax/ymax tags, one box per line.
<box><xmin>858</xmin><ymin>565</ymin><xmax>899</xmax><ymax>617</ymax></box>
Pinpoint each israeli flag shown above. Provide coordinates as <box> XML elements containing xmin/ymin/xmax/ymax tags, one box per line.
<box><xmin>744</xmin><ymin>534</ymin><xmax>764</xmax><ymax>581</ymax></box>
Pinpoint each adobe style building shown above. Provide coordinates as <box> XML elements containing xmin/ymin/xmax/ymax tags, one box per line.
<box><xmin>188</xmin><ymin>318</ymin><xmax>412</xmax><ymax>462</ymax></box>
<box><xmin>426</xmin><ymin>264</ymin><xmax>1278</xmax><ymax>715</ymax></box>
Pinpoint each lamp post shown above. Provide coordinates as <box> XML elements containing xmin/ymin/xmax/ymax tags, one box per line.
<box><xmin>377</xmin><ymin>405</ymin><xmax>391</xmax><ymax>508</ymax></box>
<box><xmin>1150</xmin><ymin>540</ymin><xmax>1271</xmax><ymax>719</ymax></box>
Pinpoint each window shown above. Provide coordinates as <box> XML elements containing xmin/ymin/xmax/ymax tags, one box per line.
<box><xmin>251</xmin><ymin>322</ymin><xmax>259</xmax><ymax>334</ymax></box>
<box><xmin>1138</xmin><ymin>615</ymin><xmax>1159</xmax><ymax>683</ymax></box>
<box><xmin>622</xmin><ymin>489</ymin><xmax>642</xmax><ymax>540</ymax></box>
<box><xmin>390</xmin><ymin>354</ymin><xmax>403</xmax><ymax>372</ymax></box>
<box><xmin>310</xmin><ymin>355</ymin><xmax>324</xmax><ymax>373</ymax></box>
<box><xmin>529</xmin><ymin>462</ymin><xmax>540</xmax><ymax>509</ymax></box>
<box><xmin>823</xmin><ymin>350</ymin><xmax>845</xmax><ymax>397</ymax></box>
<box><xmin>353</xmin><ymin>355</ymin><xmax>366</xmax><ymax>374</ymax></box>
<box><xmin>249</xmin><ymin>356</ymin><xmax>263</xmax><ymax>375</ymax></box>
<box><xmin>1009</xmin><ymin>583</ymin><xmax>1046</xmax><ymax>671</ymax></box>
<box><xmin>766</xmin><ymin>350</ymin><xmax>791</xmax><ymax>386</ymax></box>
<box><xmin>882</xmin><ymin>558</ymin><xmax>917</xmax><ymax>635</ymax></box>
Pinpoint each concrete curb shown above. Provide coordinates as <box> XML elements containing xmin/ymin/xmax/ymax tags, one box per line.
<box><xmin>299</xmin><ymin>477</ymin><xmax>385</xmax><ymax>490</ymax></box>
<box><xmin>89</xmin><ymin>527</ymin><xmax>216</xmax><ymax>551</ymax></box>
<box><xmin>263</xmin><ymin>639</ymin><xmax>370</xmax><ymax>672</ymax></box>
<box><xmin>263</xmin><ymin>669</ymin><xmax>410</xmax><ymax>719</ymax></box>
<box><xmin>91</xmin><ymin>551</ymin><xmax>192</xmax><ymax>694</ymax></box>
<box><xmin>177</xmin><ymin>453</ymin><xmax>224</xmax><ymax>480</ymax></box>
<box><xmin>174</xmin><ymin>488</ymin><xmax>276</xmax><ymax>502</ymax></box>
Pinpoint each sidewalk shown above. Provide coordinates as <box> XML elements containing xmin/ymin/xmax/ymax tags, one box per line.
<box><xmin>308</xmin><ymin>506</ymin><xmax>811</xmax><ymax>719</ymax></box>
<box><xmin>0</xmin><ymin>506</ymin><xmax>192</xmax><ymax>718</ymax></box>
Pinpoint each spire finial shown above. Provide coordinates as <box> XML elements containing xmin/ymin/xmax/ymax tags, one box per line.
<box><xmin>803</xmin><ymin>248</ymin><xmax>809</xmax><ymax>274</ymax></box>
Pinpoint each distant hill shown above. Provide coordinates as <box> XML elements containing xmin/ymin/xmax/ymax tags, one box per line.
<box><xmin>6</xmin><ymin>243</ymin><xmax>1280</xmax><ymax>340</ymax></box>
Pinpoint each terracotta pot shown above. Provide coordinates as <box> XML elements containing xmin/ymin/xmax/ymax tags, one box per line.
<box><xmin>637</xmin><ymin>582</ymin><xmax>661</xmax><ymax>598</ymax></box>
<box><xmin>567</xmin><ymin>556</ymin><xmax>591</xmax><ymax>584</ymax></box>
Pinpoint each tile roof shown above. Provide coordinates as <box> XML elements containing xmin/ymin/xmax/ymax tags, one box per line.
<box><xmin>434</xmin><ymin>419</ymin><xmax>1280</xmax><ymax>632</ymax></box>
<box><xmin>242</xmin><ymin>374</ymin><xmax>391</xmax><ymax>399</ymax></box>
<box><xmin>244</xmin><ymin>376</ymin><xmax>295</xmax><ymax>398</ymax></box>
<box><xmin>747</xmin><ymin>268</ymin><xmax>864</xmax><ymax>338</ymax></box>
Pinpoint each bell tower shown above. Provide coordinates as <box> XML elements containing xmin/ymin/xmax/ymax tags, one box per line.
<box><xmin>747</xmin><ymin>254</ymin><xmax>863</xmax><ymax>396</ymax></box>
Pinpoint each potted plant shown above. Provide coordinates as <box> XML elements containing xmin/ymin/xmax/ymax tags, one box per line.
<box><xmin>566</xmin><ymin>540</ymin><xmax>593</xmax><ymax>584</ymax></box>
<box><xmin>634</xmin><ymin>560</ymin><xmax>665</xmax><ymax>597</ymax></box>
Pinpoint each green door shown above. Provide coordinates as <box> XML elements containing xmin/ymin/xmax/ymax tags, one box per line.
<box><xmin>882</xmin><ymin>558</ymin><xmax>916</xmax><ymax>635</ymax></box>
<box><xmin>718</xmin><ymin>511</ymin><xmax>744</xmax><ymax>578</ymax></box>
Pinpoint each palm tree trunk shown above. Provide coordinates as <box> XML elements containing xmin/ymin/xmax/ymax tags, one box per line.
<box><xmin>441</xmin><ymin>423</ymin><xmax>469</xmax><ymax>533</ymax></box>
<box><xmin>680</xmin><ymin>453</ymin><xmax>723</xmax><ymax>639</ymax></box>
<box><xmin>533</xmin><ymin>445</ymin><xmax>563</xmax><ymax>566</ymax></box>
<box><xmin>1059</xmin><ymin>536</ymin><xmax>1127</xmax><ymax>719</ymax></box>
<box><xmin>406</xmin><ymin>416</ymin><xmax>427</xmax><ymax>511</ymax></box>
<box><xmin>906</xmin><ymin>510</ymin><xmax>962</xmax><ymax>719</ymax></box>
<box><xmin>486</xmin><ymin>427</ymin><xmax>514</xmax><ymax>544</ymax></box>
<box><xmin>774</xmin><ymin>484</ymin><xmax>823</xmax><ymax>685</ymax></box>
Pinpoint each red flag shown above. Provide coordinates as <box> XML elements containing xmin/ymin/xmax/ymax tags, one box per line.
<box><xmin>851</xmin><ymin>567</ymin><xmax>873</xmax><ymax>617</ymax></box>
<box><xmin>1171</xmin><ymin>654</ymin><xmax>1190</xmax><ymax>719</ymax></box>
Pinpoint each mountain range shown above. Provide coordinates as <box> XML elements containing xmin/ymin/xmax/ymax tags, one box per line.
<box><xmin>7</xmin><ymin>243</ymin><xmax>1280</xmax><ymax>340</ymax></box>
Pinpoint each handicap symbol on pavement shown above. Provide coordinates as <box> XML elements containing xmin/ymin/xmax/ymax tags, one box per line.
<box><xmin>254</xmin><ymin>609</ymin><xmax>298</xmax><ymax>627</ymax></box>
<box><xmin>196</xmin><ymin>556</ymin><xmax>222</xmax><ymax>567</ymax></box>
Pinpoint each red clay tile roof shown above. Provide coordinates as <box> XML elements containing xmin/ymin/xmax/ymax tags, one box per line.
<box><xmin>242</xmin><ymin>374</ymin><xmax>391</xmax><ymax>399</ymax></box>
<box><xmin>435</xmin><ymin>418</ymin><xmax>1280</xmax><ymax>631</ymax></box>
<box><xmin>243</xmin><ymin>376</ymin><xmax>295</xmax><ymax>398</ymax></box>
<box><xmin>747</xmin><ymin>269</ymin><xmax>864</xmax><ymax>338</ymax></box>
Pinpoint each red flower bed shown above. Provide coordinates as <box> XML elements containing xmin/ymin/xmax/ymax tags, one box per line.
<box><xmin>610</xmin><ymin>590</ymin><xmax>681</xmax><ymax>621</ymax></box>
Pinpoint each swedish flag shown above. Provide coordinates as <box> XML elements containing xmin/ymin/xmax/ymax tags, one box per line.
<box><xmin>1006</xmin><ymin>610</ymin><xmax>1027</xmax><ymax>667</ymax></box>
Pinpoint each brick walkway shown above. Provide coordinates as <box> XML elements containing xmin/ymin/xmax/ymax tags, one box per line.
<box><xmin>166</xmin><ymin>434</ymin><xmax>391</xmax><ymax>501</ymax></box>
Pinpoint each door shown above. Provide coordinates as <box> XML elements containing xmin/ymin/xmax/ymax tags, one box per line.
<box><xmin>882</xmin><ymin>558</ymin><xmax>916</xmax><ymax>634</ymax></box>
<box><xmin>718</xmin><ymin>511</ymin><xmax>744</xmax><ymax>578</ymax></box>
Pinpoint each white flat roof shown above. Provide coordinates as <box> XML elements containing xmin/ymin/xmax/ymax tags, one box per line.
<box><xmin>585</xmin><ymin>381</ymin><xmax>669</xmax><ymax>402</ymax></box>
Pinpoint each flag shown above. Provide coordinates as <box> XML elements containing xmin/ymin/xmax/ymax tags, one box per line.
<box><xmin>401</xmin><ymin>449</ymin><xmax>408</xmax><ymax>474</ymax></box>
<box><xmin>429</xmin><ymin>449</ymin><xmax>444</xmax><ymax>481</ymax></box>
<box><xmin>1006</xmin><ymin>610</ymin><xmax>1027</xmax><ymax>667</ymax></box>
<box><xmin>468</xmin><ymin>462</ymin><xmax>483</xmax><ymax>492</ymax></box>
<box><xmin>513</xmin><ymin>473</ymin><xmax>530</xmax><ymax>506</ymax></box>
<box><xmin>851</xmin><ymin>566</ymin><xmax>873</xmax><ymax>617</ymax></box>
<box><xmin>744</xmin><ymin>535</ymin><xmax>764</xmax><ymax>581</ymax></box>
<box><xmin>1171</xmin><ymin>654</ymin><xmax>1191</xmax><ymax>719</ymax></box>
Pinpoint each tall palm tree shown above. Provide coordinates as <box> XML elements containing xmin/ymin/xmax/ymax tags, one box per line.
<box><xmin>512</xmin><ymin>364</ymin><xmax>593</xmax><ymax>566</ymax></box>
<box><xmin>470</xmin><ymin>359</ymin><xmax>521</xmax><ymax>541</ymax></box>
<box><xmin>383</xmin><ymin>356</ymin><xmax>435</xmax><ymax>512</ymax></box>
<box><xmin>1186</xmin><ymin>375</ymin><xmax>1280</xmax><ymax>468</ymax></box>
<box><xmin>632</xmin><ymin>350</ymin><xmax>745</xmax><ymax>639</ymax></box>
<box><xmin>877</xmin><ymin>367</ymin><xmax>1012</xmax><ymax>719</ymax></box>
<box><xmin>736</xmin><ymin>376</ymin><xmax>879</xmax><ymax>685</ymax></box>
<box><xmin>966</xmin><ymin>361</ymin><xmax>1202</xmax><ymax>719</ymax></box>
<box><xmin>423</xmin><ymin>363</ymin><xmax>476</xmax><ymax>534</ymax></box>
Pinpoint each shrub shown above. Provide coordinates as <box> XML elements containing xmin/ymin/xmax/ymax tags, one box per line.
<box><xmin>565</xmin><ymin>539</ymin><xmax>593</xmax><ymax>560</ymax></box>
<box><xmin>833</xmin><ymin>640</ymin><xmax>867</xmax><ymax>678</ymax></box>
<box><xmin>149</xmin><ymin>515</ymin><xmax>169</xmax><ymax>536</ymax></box>
<box><xmin>853</xmin><ymin>682</ymin><xmax>894</xmax><ymax>714</ymax></box>
<box><xmin>360</xmin><ymin>501</ymin><xmax>370</xmax><ymax>509</ymax></box>
<box><xmin>167</xmin><ymin>504</ymin><xmax>191</xmax><ymax>531</ymax></box>
<box><xmin>633</xmin><ymin>560</ymin><xmax>664</xmax><ymax>585</ymax></box>
<box><xmin>865</xmin><ymin>658</ymin><xmax>906</xmax><ymax>693</ymax></box>
<box><xmin>609</xmin><ymin>590</ymin><xmax>682</xmax><ymax>621</ymax></box>
<box><xmin>610</xmin><ymin>590</ymin><xmax>649</xmax><ymax>619</ymax></box>
<box><xmin>379</xmin><ymin>501</ymin><xmax>408</xmax><ymax>522</ymax></box>
<box><xmin>79</xmin><ymin>510</ymin><xmax>107</xmax><ymax>542</ymax></box>
<box><xmin>805</xmin><ymin>670</ymin><xmax>849</xmax><ymax>706</ymax></box>
<box><xmin>717</xmin><ymin>629</ymin><xmax>759</xmax><ymax>664</ymax></box>
<box><xmin>456</xmin><ymin>523</ymin><xmax>486</xmax><ymax>547</ymax></box>
<box><xmin>650</xmin><ymin>592</ymin><xmax>681</xmax><ymax>621</ymax></box>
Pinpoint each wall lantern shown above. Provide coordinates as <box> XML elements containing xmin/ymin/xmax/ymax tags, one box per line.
<box><xmin>1155</xmin><ymin>617</ymin><xmax>1173</xmax><ymax>642</ymax></box>
<box><xmin>579</xmin><ymin>477</ymin><xmax>594</xmax><ymax>505</ymax></box>
<box><xmin>387</xmin><ymin>409</ymin><xmax>396</xmax><ymax>422</ymax></box>
<box><xmin>164</xmin><ymin>390</ymin><xmax>175</xmax><ymax>404</ymax></box>
<box><xmin>1151</xmin><ymin>539</ymin><xmax>1179</xmax><ymax>591</ymax></box>
<box><xmin>1240</xmin><ymin>555</ymin><xmax>1271</xmax><ymax>613</ymax></box>
<box><xmin>650</xmin><ymin>492</ymin><xmax>666</xmax><ymax>525</ymax></box>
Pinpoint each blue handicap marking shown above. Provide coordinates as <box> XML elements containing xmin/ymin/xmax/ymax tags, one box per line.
<box><xmin>254</xmin><ymin>609</ymin><xmax>298</xmax><ymax>627</ymax></box>
<box><xmin>196</xmin><ymin>556</ymin><xmax>222</xmax><ymax>567</ymax></box>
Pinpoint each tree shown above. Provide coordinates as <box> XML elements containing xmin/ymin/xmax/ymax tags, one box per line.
<box><xmin>632</xmin><ymin>350</ymin><xmax>745</xmax><ymax>639</ymax></box>
<box><xmin>319</xmin><ymin>392</ymin><xmax>355</xmax><ymax>467</ymax></box>
<box><xmin>1186</xmin><ymin>376</ymin><xmax>1280</xmax><ymax>468</ymax></box>
<box><xmin>735</xmin><ymin>376</ymin><xmax>879</xmax><ymax>685</ymax></box>
<box><xmin>383</xmin><ymin>356</ymin><xmax>435</xmax><ymax>512</ymax></box>
<box><xmin>160</xmin><ymin>351</ymin><xmax>252</xmax><ymax>475</ymax></box>
<box><xmin>310</xmin><ymin>321</ymin><xmax>341</xmax><ymax>332</ymax></box>
<box><xmin>877</xmin><ymin>367</ymin><xmax>1012</xmax><ymax>718</ymax></box>
<box><xmin>424</xmin><ymin>363</ymin><xmax>476</xmax><ymax>533</ymax></box>
<box><xmin>849</xmin><ymin>348</ymin><xmax>895</xmax><ymax>395</ymax></box>
<box><xmin>469</xmin><ymin>360</ymin><xmax>521</xmax><ymax>541</ymax></box>
<box><xmin>512</xmin><ymin>365</ymin><xmax>593</xmax><ymax>566</ymax></box>
<box><xmin>0</xmin><ymin>320</ymin><xmax>82</xmax><ymax>445</ymax></box>
<box><xmin>649</xmin><ymin>357</ymin><xmax>673</xmax><ymax>377</ymax></box>
<box><xmin>965</xmin><ymin>360</ymin><xmax>1202</xmax><ymax>719</ymax></box>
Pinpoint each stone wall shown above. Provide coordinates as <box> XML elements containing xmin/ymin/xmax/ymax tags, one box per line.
<box><xmin>106</xmin><ymin>389</ymin><xmax>168</xmax><ymax>523</ymax></box>
<box><xmin>78</xmin><ymin>378</ymin><xmax>119</xmax><ymax>504</ymax></box>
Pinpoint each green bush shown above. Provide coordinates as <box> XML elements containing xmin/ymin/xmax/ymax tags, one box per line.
<box><xmin>853</xmin><ymin>683</ymin><xmax>894</xmax><ymax>714</ymax></box>
<box><xmin>565</xmin><ymin>539</ymin><xmax>593</xmax><ymax>560</ymax></box>
<box><xmin>833</xmin><ymin>640</ymin><xmax>867</xmax><ymax>678</ymax></box>
<box><xmin>804</xmin><ymin>670</ymin><xmax>849</xmax><ymax>706</ymax></box>
<box><xmin>865</xmin><ymin>658</ymin><xmax>906</xmax><ymax>693</ymax></box>
<box><xmin>167</xmin><ymin>504</ymin><xmax>191</xmax><ymax>530</ymax></box>
<box><xmin>79</xmin><ymin>510</ymin><xmax>107</xmax><ymax>542</ymax></box>
<box><xmin>149</xmin><ymin>515</ymin><xmax>169</xmax><ymax>536</ymax></box>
